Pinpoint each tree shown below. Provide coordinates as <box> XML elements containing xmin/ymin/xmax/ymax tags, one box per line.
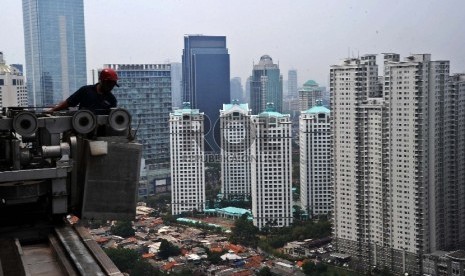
<box><xmin>229</xmin><ymin>214</ymin><xmax>259</xmax><ymax>247</ymax></box>
<box><xmin>302</xmin><ymin>261</ymin><xmax>316</xmax><ymax>275</ymax></box>
<box><xmin>110</xmin><ymin>220</ymin><xmax>135</xmax><ymax>238</ymax></box>
<box><xmin>302</xmin><ymin>261</ymin><xmax>327</xmax><ymax>276</ymax></box>
<box><xmin>293</xmin><ymin>205</ymin><xmax>304</xmax><ymax>220</ymax></box>
<box><xmin>131</xmin><ymin>260</ymin><xmax>162</xmax><ymax>276</ymax></box>
<box><xmin>158</xmin><ymin>239</ymin><xmax>181</xmax><ymax>259</ymax></box>
<box><xmin>207</xmin><ymin>251</ymin><xmax>223</xmax><ymax>264</ymax></box>
<box><xmin>161</xmin><ymin>213</ymin><xmax>176</xmax><ymax>225</ymax></box>
<box><xmin>104</xmin><ymin>248</ymin><xmax>139</xmax><ymax>272</ymax></box>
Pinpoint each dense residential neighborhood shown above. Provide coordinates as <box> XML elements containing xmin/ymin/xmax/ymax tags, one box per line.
<box><xmin>86</xmin><ymin>204</ymin><xmax>348</xmax><ymax>276</ymax></box>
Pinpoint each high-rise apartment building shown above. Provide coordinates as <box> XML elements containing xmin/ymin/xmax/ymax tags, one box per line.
<box><xmin>170</xmin><ymin>103</ymin><xmax>205</xmax><ymax>215</ymax></box>
<box><xmin>107</xmin><ymin>64</ymin><xmax>171</xmax><ymax>187</ymax></box>
<box><xmin>182</xmin><ymin>35</ymin><xmax>230</xmax><ymax>153</ymax></box>
<box><xmin>331</xmin><ymin>53</ymin><xmax>465</xmax><ymax>275</ymax></box>
<box><xmin>220</xmin><ymin>101</ymin><xmax>252</xmax><ymax>200</ymax></box>
<box><xmin>299</xmin><ymin>80</ymin><xmax>325</xmax><ymax>111</ymax></box>
<box><xmin>250</xmin><ymin>55</ymin><xmax>283</xmax><ymax>115</ymax></box>
<box><xmin>299</xmin><ymin>101</ymin><xmax>331</xmax><ymax>217</ymax></box>
<box><xmin>448</xmin><ymin>73</ymin><xmax>465</xmax><ymax>250</ymax></box>
<box><xmin>0</xmin><ymin>52</ymin><xmax>27</xmax><ymax>108</ymax></box>
<box><xmin>251</xmin><ymin>103</ymin><xmax>292</xmax><ymax>229</ymax></box>
<box><xmin>22</xmin><ymin>0</ymin><xmax>87</xmax><ymax>107</ymax></box>
<box><xmin>287</xmin><ymin>69</ymin><xmax>298</xmax><ymax>98</ymax></box>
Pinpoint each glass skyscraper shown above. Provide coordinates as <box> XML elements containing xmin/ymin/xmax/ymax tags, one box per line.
<box><xmin>182</xmin><ymin>35</ymin><xmax>230</xmax><ymax>153</ymax></box>
<box><xmin>106</xmin><ymin>64</ymin><xmax>172</xmax><ymax>189</ymax></box>
<box><xmin>250</xmin><ymin>55</ymin><xmax>283</xmax><ymax>115</ymax></box>
<box><xmin>22</xmin><ymin>0</ymin><xmax>87</xmax><ymax>107</ymax></box>
<box><xmin>170</xmin><ymin>62</ymin><xmax>183</xmax><ymax>110</ymax></box>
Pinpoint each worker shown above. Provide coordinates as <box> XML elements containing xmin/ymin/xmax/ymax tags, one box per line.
<box><xmin>48</xmin><ymin>68</ymin><xmax>119</xmax><ymax>115</ymax></box>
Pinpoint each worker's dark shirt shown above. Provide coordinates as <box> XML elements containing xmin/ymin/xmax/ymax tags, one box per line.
<box><xmin>66</xmin><ymin>84</ymin><xmax>117</xmax><ymax>115</ymax></box>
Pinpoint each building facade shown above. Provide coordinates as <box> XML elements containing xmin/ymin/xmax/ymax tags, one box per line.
<box><xmin>332</xmin><ymin>53</ymin><xmax>465</xmax><ymax>275</ymax></box>
<box><xmin>220</xmin><ymin>101</ymin><xmax>252</xmax><ymax>200</ymax></box>
<box><xmin>22</xmin><ymin>0</ymin><xmax>87</xmax><ymax>107</ymax></box>
<box><xmin>170</xmin><ymin>103</ymin><xmax>205</xmax><ymax>215</ymax></box>
<box><xmin>250</xmin><ymin>55</ymin><xmax>283</xmax><ymax>115</ymax></box>
<box><xmin>299</xmin><ymin>101</ymin><xmax>331</xmax><ymax>217</ymax></box>
<box><xmin>230</xmin><ymin>77</ymin><xmax>244</xmax><ymax>103</ymax></box>
<box><xmin>287</xmin><ymin>69</ymin><xmax>298</xmax><ymax>98</ymax></box>
<box><xmin>107</xmin><ymin>64</ymin><xmax>172</xmax><ymax>188</ymax></box>
<box><xmin>0</xmin><ymin>52</ymin><xmax>27</xmax><ymax>108</ymax></box>
<box><xmin>299</xmin><ymin>80</ymin><xmax>325</xmax><ymax>111</ymax></box>
<box><xmin>251</xmin><ymin>103</ymin><xmax>292</xmax><ymax>229</ymax></box>
<box><xmin>182</xmin><ymin>35</ymin><xmax>230</xmax><ymax>153</ymax></box>
<box><xmin>170</xmin><ymin>62</ymin><xmax>183</xmax><ymax>110</ymax></box>
<box><xmin>449</xmin><ymin>74</ymin><xmax>465</xmax><ymax>250</ymax></box>
<box><xmin>331</xmin><ymin>54</ymin><xmax>391</xmax><ymax>273</ymax></box>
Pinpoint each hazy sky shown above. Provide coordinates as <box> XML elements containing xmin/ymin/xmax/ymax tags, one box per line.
<box><xmin>1</xmin><ymin>0</ymin><xmax>465</xmax><ymax>87</ymax></box>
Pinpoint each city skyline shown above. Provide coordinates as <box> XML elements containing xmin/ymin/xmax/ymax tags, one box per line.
<box><xmin>2</xmin><ymin>0</ymin><xmax>465</xmax><ymax>90</ymax></box>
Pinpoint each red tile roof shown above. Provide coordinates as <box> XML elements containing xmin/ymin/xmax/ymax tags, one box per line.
<box><xmin>161</xmin><ymin>261</ymin><xmax>176</xmax><ymax>271</ymax></box>
<box><xmin>142</xmin><ymin>253</ymin><xmax>155</xmax><ymax>259</ymax></box>
<box><xmin>245</xmin><ymin>255</ymin><xmax>263</xmax><ymax>268</ymax></box>
<box><xmin>231</xmin><ymin>270</ymin><xmax>252</xmax><ymax>276</ymax></box>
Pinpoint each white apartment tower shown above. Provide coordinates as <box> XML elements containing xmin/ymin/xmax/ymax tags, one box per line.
<box><xmin>299</xmin><ymin>101</ymin><xmax>331</xmax><ymax>217</ymax></box>
<box><xmin>331</xmin><ymin>54</ymin><xmax>381</xmax><ymax>272</ymax></box>
<box><xmin>449</xmin><ymin>74</ymin><xmax>465</xmax><ymax>250</ymax></box>
<box><xmin>332</xmin><ymin>53</ymin><xmax>464</xmax><ymax>275</ymax></box>
<box><xmin>251</xmin><ymin>103</ymin><xmax>293</xmax><ymax>229</ymax></box>
<box><xmin>382</xmin><ymin>54</ymin><xmax>451</xmax><ymax>273</ymax></box>
<box><xmin>0</xmin><ymin>52</ymin><xmax>27</xmax><ymax>108</ymax></box>
<box><xmin>220</xmin><ymin>101</ymin><xmax>252</xmax><ymax>200</ymax></box>
<box><xmin>170</xmin><ymin>103</ymin><xmax>205</xmax><ymax>215</ymax></box>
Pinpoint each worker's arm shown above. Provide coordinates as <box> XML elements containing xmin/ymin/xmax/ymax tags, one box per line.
<box><xmin>47</xmin><ymin>100</ymin><xmax>69</xmax><ymax>113</ymax></box>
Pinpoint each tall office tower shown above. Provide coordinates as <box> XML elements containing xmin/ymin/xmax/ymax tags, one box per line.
<box><xmin>251</xmin><ymin>103</ymin><xmax>292</xmax><ymax>229</ymax></box>
<box><xmin>170</xmin><ymin>103</ymin><xmax>205</xmax><ymax>215</ymax></box>
<box><xmin>332</xmin><ymin>53</ymin><xmax>464</xmax><ymax>275</ymax></box>
<box><xmin>245</xmin><ymin>76</ymin><xmax>252</xmax><ymax>103</ymax></box>
<box><xmin>220</xmin><ymin>101</ymin><xmax>252</xmax><ymax>200</ymax></box>
<box><xmin>22</xmin><ymin>0</ymin><xmax>86</xmax><ymax>107</ymax></box>
<box><xmin>0</xmin><ymin>52</ymin><xmax>27</xmax><ymax>108</ymax></box>
<box><xmin>287</xmin><ymin>69</ymin><xmax>298</xmax><ymax>98</ymax></box>
<box><xmin>107</xmin><ymin>64</ymin><xmax>172</xmax><ymax>187</ymax></box>
<box><xmin>182</xmin><ymin>35</ymin><xmax>230</xmax><ymax>153</ymax></box>
<box><xmin>299</xmin><ymin>80</ymin><xmax>325</xmax><ymax>111</ymax></box>
<box><xmin>230</xmin><ymin>77</ymin><xmax>244</xmax><ymax>103</ymax></box>
<box><xmin>171</xmin><ymin>62</ymin><xmax>183</xmax><ymax>110</ymax></box>
<box><xmin>250</xmin><ymin>55</ymin><xmax>283</xmax><ymax>115</ymax></box>
<box><xmin>299</xmin><ymin>101</ymin><xmax>331</xmax><ymax>217</ymax></box>
<box><xmin>283</xmin><ymin>79</ymin><xmax>289</xmax><ymax>98</ymax></box>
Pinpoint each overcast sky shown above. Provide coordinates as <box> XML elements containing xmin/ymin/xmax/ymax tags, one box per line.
<box><xmin>1</xmin><ymin>0</ymin><xmax>465</xmax><ymax>87</ymax></box>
